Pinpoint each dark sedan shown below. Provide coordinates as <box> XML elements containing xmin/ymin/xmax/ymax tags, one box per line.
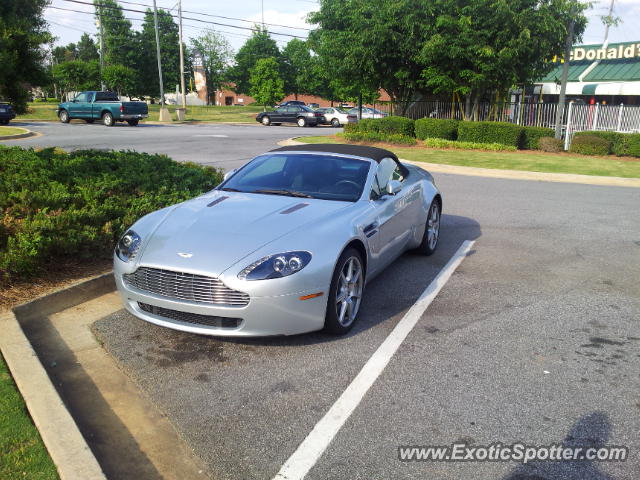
<box><xmin>256</xmin><ymin>105</ymin><xmax>323</xmax><ymax>127</ymax></box>
<box><xmin>0</xmin><ymin>103</ymin><xmax>16</xmax><ymax>125</ymax></box>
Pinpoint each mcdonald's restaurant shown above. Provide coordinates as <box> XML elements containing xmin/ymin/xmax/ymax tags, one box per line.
<box><xmin>534</xmin><ymin>41</ymin><xmax>640</xmax><ymax>106</ymax></box>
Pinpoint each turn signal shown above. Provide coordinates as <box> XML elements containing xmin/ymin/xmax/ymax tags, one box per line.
<box><xmin>299</xmin><ymin>292</ymin><xmax>324</xmax><ymax>301</ymax></box>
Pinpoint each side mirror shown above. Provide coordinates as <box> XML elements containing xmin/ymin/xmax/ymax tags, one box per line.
<box><xmin>223</xmin><ymin>169</ymin><xmax>237</xmax><ymax>181</ymax></box>
<box><xmin>386</xmin><ymin>180</ymin><xmax>402</xmax><ymax>196</ymax></box>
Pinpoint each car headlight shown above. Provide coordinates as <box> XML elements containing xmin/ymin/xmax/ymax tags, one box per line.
<box><xmin>115</xmin><ymin>230</ymin><xmax>141</xmax><ymax>262</ymax></box>
<box><xmin>238</xmin><ymin>251</ymin><xmax>312</xmax><ymax>281</ymax></box>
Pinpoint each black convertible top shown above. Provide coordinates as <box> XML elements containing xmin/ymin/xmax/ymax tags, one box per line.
<box><xmin>270</xmin><ymin>143</ymin><xmax>399</xmax><ymax>163</ymax></box>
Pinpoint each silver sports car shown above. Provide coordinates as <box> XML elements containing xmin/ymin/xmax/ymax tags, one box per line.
<box><xmin>114</xmin><ymin>144</ymin><xmax>442</xmax><ymax>336</ymax></box>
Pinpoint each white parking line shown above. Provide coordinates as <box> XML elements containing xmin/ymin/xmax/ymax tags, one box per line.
<box><xmin>273</xmin><ymin>240</ymin><xmax>475</xmax><ymax>480</ymax></box>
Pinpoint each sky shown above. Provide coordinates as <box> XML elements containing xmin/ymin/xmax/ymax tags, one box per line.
<box><xmin>44</xmin><ymin>0</ymin><xmax>640</xmax><ymax>54</ymax></box>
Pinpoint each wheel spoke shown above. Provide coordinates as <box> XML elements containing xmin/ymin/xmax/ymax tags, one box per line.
<box><xmin>338</xmin><ymin>300</ymin><xmax>348</xmax><ymax>324</ymax></box>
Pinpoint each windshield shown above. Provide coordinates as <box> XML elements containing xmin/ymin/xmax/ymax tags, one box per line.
<box><xmin>335</xmin><ymin>108</ymin><xmax>348</xmax><ymax>114</ymax></box>
<box><xmin>220</xmin><ymin>153</ymin><xmax>371</xmax><ymax>202</ymax></box>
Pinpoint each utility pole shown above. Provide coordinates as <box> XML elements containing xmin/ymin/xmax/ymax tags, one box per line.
<box><xmin>262</xmin><ymin>0</ymin><xmax>265</xmax><ymax>27</ymax></box>
<box><xmin>177</xmin><ymin>0</ymin><xmax>187</xmax><ymax>119</ymax></box>
<box><xmin>554</xmin><ymin>14</ymin><xmax>575</xmax><ymax>139</ymax></box>
<box><xmin>98</xmin><ymin>5</ymin><xmax>105</xmax><ymax>90</ymax></box>
<box><xmin>153</xmin><ymin>0</ymin><xmax>170</xmax><ymax>121</ymax></box>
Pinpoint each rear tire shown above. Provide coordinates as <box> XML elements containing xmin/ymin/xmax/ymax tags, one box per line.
<box><xmin>331</xmin><ymin>118</ymin><xmax>340</xmax><ymax>127</ymax></box>
<box><xmin>324</xmin><ymin>248</ymin><xmax>365</xmax><ymax>335</ymax></box>
<box><xmin>417</xmin><ymin>199</ymin><xmax>441</xmax><ymax>256</ymax></box>
<box><xmin>261</xmin><ymin>116</ymin><xmax>271</xmax><ymax>126</ymax></box>
<box><xmin>127</xmin><ymin>119</ymin><xmax>139</xmax><ymax>126</ymax></box>
<box><xmin>297</xmin><ymin>117</ymin><xmax>307</xmax><ymax>127</ymax></box>
<box><xmin>59</xmin><ymin>110</ymin><xmax>70</xmax><ymax>123</ymax></box>
<box><xmin>102</xmin><ymin>112</ymin><xmax>114</xmax><ymax>127</ymax></box>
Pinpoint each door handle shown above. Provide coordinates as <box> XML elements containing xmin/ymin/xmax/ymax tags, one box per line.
<box><xmin>363</xmin><ymin>222</ymin><xmax>379</xmax><ymax>238</ymax></box>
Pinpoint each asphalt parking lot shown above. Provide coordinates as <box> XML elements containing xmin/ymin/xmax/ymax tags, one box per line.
<box><xmin>8</xmin><ymin>121</ymin><xmax>640</xmax><ymax>479</ymax></box>
<box><xmin>4</xmin><ymin>120</ymin><xmax>339</xmax><ymax>171</ymax></box>
<box><xmin>94</xmin><ymin>173</ymin><xmax>640</xmax><ymax>479</ymax></box>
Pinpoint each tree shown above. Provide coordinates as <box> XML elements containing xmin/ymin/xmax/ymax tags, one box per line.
<box><xmin>249</xmin><ymin>57</ymin><xmax>285</xmax><ymax>111</ymax></box>
<box><xmin>0</xmin><ymin>0</ymin><xmax>51</xmax><ymax>113</ymax></box>
<box><xmin>94</xmin><ymin>0</ymin><xmax>137</xmax><ymax>68</ymax></box>
<box><xmin>103</xmin><ymin>64</ymin><xmax>137</xmax><ymax>97</ymax></box>
<box><xmin>137</xmin><ymin>8</ymin><xmax>180</xmax><ymax>97</ymax></box>
<box><xmin>77</xmin><ymin>33</ymin><xmax>99</xmax><ymax>62</ymax></box>
<box><xmin>52</xmin><ymin>60</ymin><xmax>100</xmax><ymax>99</ymax></box>
<box><xmin>229</xmin><ymin>26</ymin><xmax>281</xmax><ymax>94</ymax></box>
<box><xmin>308</xmin><ymin>0</ymin><xmax>432</xmax><ymax>111</ymax></box>
<box><xmin>52</xmin><ymin>43</ymin><xmax>78</xmax><ymax>64</ymax></box>
<box><xmin>190</xmin><ymin>30</ymin><xmax>232</xmax><ymax>104</ymax></box>
<box><xmin>419</xmin><ymin>0</ymin><xmax>588</xmax><ymax>118</ymax></box>
<box><xmin>282</xmin><ymin>39</ymin><xmax>317</xmax><ymax>99</ymax></box>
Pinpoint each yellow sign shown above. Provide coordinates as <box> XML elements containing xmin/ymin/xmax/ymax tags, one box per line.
<box><xmin>552</xmin><ymin>42</ymin><xmax>640</xmax><ymax>63</ymax></box>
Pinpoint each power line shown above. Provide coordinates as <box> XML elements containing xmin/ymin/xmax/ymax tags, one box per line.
<box><xmin>59</xmin><ymin>0</ymin><xmax>307</xmax><ymax>38</ymax></box>
<box><xmin>116</xmin><ymin>0</ymin><xmax>312</xmax><ymax>31</ymax></box>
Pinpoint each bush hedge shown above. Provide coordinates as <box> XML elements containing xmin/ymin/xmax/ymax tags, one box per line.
<box><xmin>573</xmin><ymin>131</ymin><xmax>640</xmax><ymax>157</ymax></box>
<box><xmin>458</xmin><ymin>121</ymin><xmax>523</xmax><ymax>147</ymax></box>
<box><xmin>522</xmin><ymin>126</ymin><xmax>555</xmax><ymax>150</ymax></box>
<box><xmin>538</xmin><ymin>137</ymin><xmax>564</xmax><ymax>153</ymax></box>
<box><xmin>354</xmin><ymin>116</ymin><xmax>415</xmax><ymax>137</ymax></box>
<box><xmin>569</xmin><ymin>135</ymin><xmax>610</xmax><ymax>156</ymax></box>
<box><xmin>423</xmin><ymin>138</ymin><xmax>516</xmax><ymax>152</ymax></box>
<box><xmin>415</xmin><ymin>118</ymin><xmax>459</xmax><ymax>141</ymax></box>
<box><xmin>342</xmin><ymin>130</ymin><xmax>417</xmax><ymax>145</ymax></box>
<box><xmin>0</xmin><ymin>147</ymin><xmax>223</xmax><ymax>282</ymax></box>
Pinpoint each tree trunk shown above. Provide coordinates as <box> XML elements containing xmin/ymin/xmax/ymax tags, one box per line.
<box><xmin>464</xmin><ymin>95</ymin><xmax>472</xmax><ymax>120</ymax></box>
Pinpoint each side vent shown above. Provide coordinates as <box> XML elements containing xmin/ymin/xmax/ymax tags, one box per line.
<box><xmin>207</xmin><ymin>196</ymin><xmax>229</xmax><ymax>207</ymax></box>
<box><xmin>280</xmin><ymin>203</ymin><xmax>310</xmax><ymax>214</ymax></box>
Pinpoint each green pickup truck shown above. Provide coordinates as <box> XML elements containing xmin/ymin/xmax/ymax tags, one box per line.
<box><xmin>57</xmin><ymin>91</ymin><xmax>149</xmax><ymax>126</ymax></box>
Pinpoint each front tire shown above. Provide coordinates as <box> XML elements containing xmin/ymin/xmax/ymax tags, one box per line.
<box><xmin>102</xmin><ymin>112</ymin><xmax>114</xmax><ymax>127</ymax></box>
<box><xmin>261</xmin><ymin>116</ymin><xmax>271</xmax><ymax>126</ymax></box>
<box><xmin>324</xmin><ymin>248</ymin><xmax>365</xmax><ymax>335</ymax></box>
<box><xmin>417</xmin><ymin>199</ymin><xmax>441</xmax><ymax>256</ymax></box>
<box><xmin>331</xmin><ymin>118</ymin><xmax>341</xmax><ymax>127</ymax></box>
<box><xmin>59</xmin><ymin>110</ymin><xmax>70</xmax><ymax>123</ymax></box>
<box><xmin>297</xmin><ymin>117</ymin><xmax>307</xmax><ymax>127</ymax></box>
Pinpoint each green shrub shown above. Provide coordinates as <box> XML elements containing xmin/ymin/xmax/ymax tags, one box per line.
<box><xmin>569</xmin><ymin>135</ymin><xmax>610</xmax><ymax>156</ymax></box>
<box><xmin>423</xmin><ymin>138</ymin><xmax>516</xmax><ymax>152</ymax></box>
<box><xmin>537</xmin><ymin>137</ymin><xmax>564</xmax><ymax>153</ymax></box>
<box><xmin>522</xmin><ymin>126</ymin><xmax>555</xmax><ymax>150</ymax></box>
<box><xmin>355</xmin><ymin>116</ymin><xmax>415</xmax><ymax>137</ymax></box>
<box><xmin>415</xmin><ymin>118</ymin><xmax>459</xmax><ymax>140</ymax></box>
<box><xmin>614</xmin><ymin>133</ymin><xmax>640</xmax><ymax>157</ymax></box>
<box><xmin>458</xmin><ymin>121</ymin><xmax>524</xmax><ymax>148</ymax></box>
<box><xmin>574</xmin><ymin>131</ymin><xmax>640</xmax><ymax>157</ymax></box>
<box><xmin>343</xmin><ymin>122</ymin><xmax>360</xmax><ymax>134</ymax></box>
<box><xmin>342</xmin><ymin>130</ymin><xmax>417</xmax><ymax>145</ymax></box>
<box><xmin>573</xmin><ymin>131</ymin><xmax>618</xmax><ymax>154</ymax></box>
<box><xmin>0</xmin><ymin>147</ymin><xmax>223</xmax><ymax>282</ymax></box>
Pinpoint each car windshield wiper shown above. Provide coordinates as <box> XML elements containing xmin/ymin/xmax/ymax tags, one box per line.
<box><xmin>252</xmin><ymin>188</ymin><xmax>314</xmax><ymax>198</ymax></box>
<box><xmin>220</xmin><ymin>187</ymin><xmax>244</xmax><ymax>192</ymax></box>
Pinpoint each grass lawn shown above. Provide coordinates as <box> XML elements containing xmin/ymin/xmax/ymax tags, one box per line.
<box><xmin>297</xmin><ymin>135</ymin><xmax>640</xmax><ymax>179</ymax></box>
<box><xmin>0</xmin><ymin>355</ymin><xmax>58</xmax><ymax>480</ymax></box>
<box><xmin>0</xmin><ymin>126</ymin><xmax>28</xmax><ymax>136</ymax></box>
<box><xmin>16</xmin><ymin>101</ymin><xmax>263</xmax><ymax>123</ymax></box>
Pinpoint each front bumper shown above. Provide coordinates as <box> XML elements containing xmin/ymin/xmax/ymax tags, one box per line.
<box><xmin>114</xmin><ymin>265</ymin><xmax>329</xmax><ymax>337</ymax></box>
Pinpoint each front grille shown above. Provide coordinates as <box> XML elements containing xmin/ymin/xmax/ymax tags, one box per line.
<box><xmin>138</xmin><ymin>302</ymin><xmax>241</xmax><ymax>328</ymax></box>
<box><xmin>124</xmin><ymin>267</ymin><xmax>249</xmax><ymax>306</ymax></box>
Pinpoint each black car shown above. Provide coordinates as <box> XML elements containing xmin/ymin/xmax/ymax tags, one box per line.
<box><xmin>278</xmin><ymin>100</ymin><xmax>306</xmax><ymax>107</ymax></box>
<box><xmin>0</xmin><ymin>103</ymin><xmax>16</xmax><ymax>125</ymax></box>
<box><xmin>256</xmin><ymin>105</ymin><xmax>323</xmax><ymax>127</ymax></box>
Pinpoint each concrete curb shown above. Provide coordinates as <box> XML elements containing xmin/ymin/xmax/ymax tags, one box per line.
<box><xmin>0</xmin><ymin>129</ymin><xmax>36</xmax><ymax>141</ymax></box>
<box><xmin>280</xmin><ymin>137</ymin><xmax>640</xmax><ymax>188</ymax></box>
<box><xmin>0</xmin><ymin>273</ymin><xmax>115</xmax><ymax>480</ymax></box>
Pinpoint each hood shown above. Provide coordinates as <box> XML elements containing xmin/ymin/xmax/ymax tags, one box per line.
<box><xmin>137</xmin><ymin>191</ymin><xmax>350</xmax><ymax>276</ymax></box>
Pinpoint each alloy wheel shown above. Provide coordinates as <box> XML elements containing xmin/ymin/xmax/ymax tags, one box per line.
<box><xmin>427</xmin><ymin>202</ymin><xmax>440</xmax><ymax>250</ymax></box>
<box><xmin>335</xmin><ymin>256</ymin><xmax>363</xmax><ymax>327</ymax></box>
